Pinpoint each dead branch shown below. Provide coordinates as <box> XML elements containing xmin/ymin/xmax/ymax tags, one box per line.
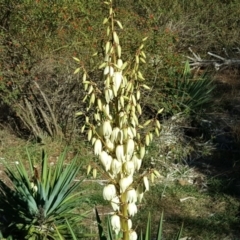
<box><xmin>187</xmin><ymin>47</ymin><xmax>240</xmax><ymax>71</ymax></box>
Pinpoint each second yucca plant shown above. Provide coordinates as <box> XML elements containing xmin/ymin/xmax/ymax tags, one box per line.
<box><xmin>75</xmin><ymin>1</ymin><xmax>162</xmax><ymax>239</ymax></box>
<box><xmin>0</xmin><ymin>150</ymin><xmax>88</xmax><ymax>239</ymax></box>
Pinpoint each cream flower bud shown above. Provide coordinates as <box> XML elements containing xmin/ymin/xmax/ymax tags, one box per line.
<box><xmin>129</xmin><ymin>230</ymin><xmax>138</xmax><ymax>240</ymax></box>
<box><xmin>143</xmin><ymin>176</ymin><xmax>149</xmax><ymax>192</ymax></box>
<box><xmin>111</xmin><ymin>196</ymin><xmax>120</xmax><ymax>211</ymax></box>
<box><xmin>127</xmin><ymin>202</ymin><xmax>137</xmax><ymax>216</ymax></box>
<box><xmin>103</xmin><ymin>104</ymin><xmax>110</xmax><ymax>116</ymax></box>
<box><xmin>99</xmin><ymin>151</ymin><xmax>112</xmax><ymax>171</ymax></box>
<box><xmin>125</xmin><ymin>139</ymin><xmax>135</xmax><ymax>161</ymax></box>
<box><xmin>104</xmin><ymin>66</ymin><xmax>114</xmax><ymax>76</ymax></box>
<box><xmin>136</xmin><ymin>184</ymin><xmax>144</xmax><ymax>203</ymax></box>
<box><xmin>105</xmin><ymin>89</ymin><xmax>114</xmax><ymax>103</ymax></box>
<box><xmin>91</xmin><ymin>136</ymin><xmax>96</xmax><ymax>145</ymax></box>
<box><xmin>132</xmin><ymin>154</ymin><xmax>142</xmax><ymax>171</ymax></box>
<box><xmin>104</xmin><ymin>66</ymin><xmax>109</xmax><ymax>75</ymax></box>
<box><xmin>113</xmin><ymin>72</ymin><xmax>122</xmax><ymax>92</ymax></box>
<box><xmin>123</xmin><ymin>161</ymin><xmax>135</xmax><ymax>176</ymax></box>
<box><xmin>111</xmin><ymin>127</ymin><xmax>120</xmax><ymax>143</ymax></box>
<box><xmin>126</xmin><ymin>128</ymin><xmax>133</xmax><ymax>139</ymax></box>
<box><xmin>117</xmin><ymin>59</ymin><xmax>123</xmax><ymax>68</ymax></box>
<box><xmin>106</xmin><ymin>138</ymin><xmax>114</xmax><ymax>151</ymax></box>
<box><xmin>93</xmin><ymin>168</ymin><xmax>97</xmax><ymax>178</ymax></box>
<box><xmin>117</xmin><ymin>130</ymin><xmax>123</xmax><ymax>144</ymax></box>
<box><xmin>31</xmin><ymin>182</ymin><xmax>38</xmax><ymax>192</ymax></box>
<box><xmin>103</xmin><ymin>120</ymin><xmax>112</xmax><ymax>139</ymax></box>
<box><xmin>119</xmin><ymin>176</ymin><xmax>133</xmax><ymax>193</ymax></box>
<box><xmin>116</xmin><ymin>144</ymin><xmax>125</xmax><ymax>162</ymax></box>
<box><xmin>94</xmin><ymin>139</ymin><xmax>102</xmax><ymax>156</ymax></box>
<box><xmin>111</xmin><ymin>215</ymin><xmax>121</xmax><ymax>235</ymax></box>
<box><xmin>106</xmin><ymin>155</ymin><xmax>113</xmax><ymax>171</ymax></box>
<box><xmin>125</xmin><ymin>189</ymin><xmax>137</xmax><ymax>203</ymax></box>
<box><xmin>111</xmin><ymin>158</ymin><xmax>122</xmax><ymax>176</ymax></box>
<box><xmin>139</xmin><ymin>145</ymin><xmax>145</xmax><ymax>159</ymax></box>
<box><xmin>103</xmin><ymin>184</ymin><xmax>116</xmax><ymax>201</ymax></box>
<box><xmin>128</xmin><ymin>219</ymin><xmax>133</xmax><ymax>230</ymax></box>
<box><xmin>129</xmin><ymin>231</ymin><xmax>137</xmax><ymax>240</ymax></box>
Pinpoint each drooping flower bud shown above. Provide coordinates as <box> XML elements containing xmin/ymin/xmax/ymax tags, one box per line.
<box><xmin>116</xmin><ymin>144</ymin><xmax>125</xmax><ymax>162</ymax></box>
<box><xmin>104</xmin><ymin>66</ymin><xmax>114</xmax><ymax>76</ymax></box>
<box><xmin>117</xmin><ymin>58</ymin><xmax>123</xmax><ymax>68</ymax></box>
<box><xmin>132</xmin><ymin>154</ymin><xmax>142</xmax><ymax>171</ymax></box>
<box><xmin>123</xmin><ymin>161</ymin><xmax>135</xmax><ymax>176</ymax></box>
<box><xmin>111</xmin><ymin>215</ymin><xmax>121</xmax><ymax>235</ymax></box>
<box><xmin>30</xmin><ymin>182</ymin><xmax>38</xmax><ymax>193</ymax></box>
<box><xmin>113</xmin><ymin>72</ymin><xmax>122</xmax><ymax>92</ymax></box>
<box><xmin>129</xmin><ymin>230</ymin><xmax>138</xmax><ymax>240</ymax></box>
<box><xmin>103</xmin><ymin>120</ymin><xmax>112</xmax><ymax>139</ymax></box>
<box><xmin>110</xmin><ymin>196</ymin><xmax>120</xmax><ymax>211</ymax></box>
<box><xmin>103</xmin><ymin>184</ymin><xmax>117</xmax><ymax>201</ymax></box>
<box><xmin>136</xmin><ymin>184</ymin><xmax>144</xmax><ymax>203</ymax></box>
<box><xmin>125</xmin><ymin>188</ymin><xmax>137</xmax><ymax>203</ymax></box>
<box><xmin>105</xmin><ymin>138</ymin><xmax>114</xmax><ymax>151</ymax></box>
<box><xmin>139</xmin><ymin>145</ymin><xmax>145</xmax><ymax>159</ymax></box>
<box><xmin>126</xmin><ymin>127</ymin><xmax>133</xmax><ymax>139</ymax></box>
<box><xmin>128</xmin><ymin>219</ymin><xmax>133</xmax><ymax>230</ymax></box>
<box><xmin>125</xmin><ymin>138</ymin><xmax>134</xmax><ymax>161</ymax></box>
<box><xmin>111</xmin><ymin>158</ymin><xmax>122</xmax><ymax>176</ymax></box>
<box><xmin>94</xmin><ymin>139</ymin><xmax>102</xmax><ymax>156</ymax></box>
<box><xmin>111</xmin><ymin>127</ymin><xmax>120</xmax><ymax>143</ymax></box>
<box><xmin>117</xmin><ymin>130</ymin><xmax>123</xmax><ymax>144</ymax></box>
<box><xmin>99</xmin><ymin>151</ymin><xmax>112</xmax><ymax>171</ymax></box>
<box><xmin>127</xmin><ymin>202</ymin><xmax>137</xmax><ymax>216</ymax></box>
<box><xmin>119</xmin><ymin>176</ymin><xmax>133</xmax><ymax>193</ymax></box>
<box><xmin>105</xmin><ymin>89</ymin><xmax>114</xmax><ymax>103</ymax></box>
<box><xmin>143</xmin><ymin>176</ymin><xmax>149</xmax><ymax>192</ymax></box>
<box><xmin>103</xmin><ymin>104</ymin><xmax>110</xmax><ymax>116</ymax></box>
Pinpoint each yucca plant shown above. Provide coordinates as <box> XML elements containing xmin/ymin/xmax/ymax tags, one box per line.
<box><xmin>172</xmin><ymin>61</ymin><xmax>215</xmax><ymax>114</ymax></box>
<box><xmin>74</xmin><ymin>0</ymin><xmax>162</xmax><ymax>239</ymax></box>
<box><xmin>0</xmin><ymin>150</ymin><xmax>89</xmax><ymax>239</ymax></box>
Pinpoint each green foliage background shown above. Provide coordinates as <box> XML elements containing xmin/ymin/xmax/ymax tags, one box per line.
<box><xmin>0</xmin><ymin>0</ymin><xmax>239</xmax><ymax>139</ymax></box>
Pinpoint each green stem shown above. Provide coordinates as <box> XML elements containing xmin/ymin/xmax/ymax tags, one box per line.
<box><xmin>120</xmin><ymin>196</ymin><xmax>129</xmax><ymax>240</ymax></box>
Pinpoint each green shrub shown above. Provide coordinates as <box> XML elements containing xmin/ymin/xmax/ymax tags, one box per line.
<box><xmin>0</xmin><ymin>150</ymin><xmax>89</xmax><ymax>239</ymax></box>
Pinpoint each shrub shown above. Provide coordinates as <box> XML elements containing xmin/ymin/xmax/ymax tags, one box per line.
<box><xmin>0</xmin><ymin>150</ymin><xmax>89</xmax><ymax>239</ymax></box>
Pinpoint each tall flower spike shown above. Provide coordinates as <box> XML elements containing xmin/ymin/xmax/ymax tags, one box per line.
<box><xmin>76</xmin><ymin>0</ymin><xmax>162</xmax><ymax>238</ymax></box>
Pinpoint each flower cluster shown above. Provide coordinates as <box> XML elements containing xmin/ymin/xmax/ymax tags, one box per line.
<box><xmin>75</xmin><ymin>0</ymin><xmax>161</xmax><ymax>239</ymax></box>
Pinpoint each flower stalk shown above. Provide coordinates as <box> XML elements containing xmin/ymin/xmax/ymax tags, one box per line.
<box><xmin>74</xmin><ymin>0</ymin><xmax>162</xmax><ymax>239</ymax></box>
